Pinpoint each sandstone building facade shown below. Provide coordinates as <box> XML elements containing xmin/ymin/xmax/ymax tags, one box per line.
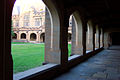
<box><xmin>12</xmin><ymin>7</ymin><xmax>46</xmax><ymax>43</ymax></box>
<box><xmin>12</xmin><ymin>7</ymin><xmax>72</xmax><ymax>43</ymax></box>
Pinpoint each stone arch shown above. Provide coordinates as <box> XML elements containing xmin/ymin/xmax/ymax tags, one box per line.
<box><xmin>30</xmin><ymin>33</ymin><xmax>37</xmax><ymax>41</ymax></box>
<box><xmin>43</xmin><ymin>0</ymin><xmax>60</xmax><ymax>48</ymax></box>
<box><xmin>86</xmin><ymin>23</ymin><xmax>90</xmax><ymax>46</ymax></box>
<box><xmin>95</xmin><ymin>25</ymin><xmax>100</xmax><ymax>49</ymax></box>
<box><xmin>43</xmin><ymin>0</ymin><xmax>61</xmax><ymax>64</ymax></box>
<box><xmin>21</xmin><ymin>33</ymin><xmax>26</xmax><ymax>39</ymax></box>
<box><xmin>12</xmin><ymin>33</ymin><xmax>17</xmax><ymax>39</ymax></box>
<box><xmin>100</xmin><ymin>28</ymin><xmax>103</xmax><ymax>47</ymax></box>
<box><xmin>40</xmin><ymin>33</ymin><xmax>45</xmax><ymax>43</ymax></box>
<box><xmin>70</xmin><ymin>11</ymin><xmax>84</xmax><ymax>55</ymax></box>
<box><xmin>86</xmin><ymin>20</ymin><xmax>94</xmax><ymax>51</ymax></box>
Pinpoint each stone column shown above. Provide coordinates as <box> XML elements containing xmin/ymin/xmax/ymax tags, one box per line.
<box><xmin>86</xmin><ymin>30</ymin><xmax>89</xmax><ymax>50</ymax></box>
<box><xmin>2</xmin><ymin>0</ymin><xmax>14</xmax><ymax>79</ymax></box>
<box><xmin>104</xmin><ymin>32</ymin><xmax>109</xmax><ymax>49</ymax></box>
<box><xmin>71</xmin><ymin>15</ymin><xmax>83</xmax><ymax>55</ymax></box>
<box><xmin>71</xmin><ymin>12</ymin><xmax>86</xmax><ymax>56</ymax></box>
<box><xmin>102</xmin><ymin>29</ymin><xmax>104</xmax><ymax>47</ymax></box>
<box><xmin>26</xmin><ymin>31</ymin><xmax>30</xmax><ymax>42</ymax></box>
<box><xmin>45</xmin><ymin>8</ymin><xmax>52</xmax><ymax>64</ymax></box>
<box><xmin>18</xmin><ymin>32</ymin><xmax>21</xmax><ymax>40</ymax></box>
<box><xmin>87</xmin><ymin>20</ymin><xmax>95</xmax><ymax>51</ymax></box>
<box><xmin>36</xmin><ymin>32</ymin><xmax>39</xmax><ymax>42</ymax></box>
<box><xmin>109</xmin><ymin>33</ymin><xmax>112</xmax><ymax>46</ymax></box>
<box><xmin>60</xmin><ymin>14</ymin><xmax>69</xmax><ymax>65</ymax></box>
<box><xmin>44</xmin><ymin>7</ymin><xmax>61</xmax><ymax>64</ymax></box>
<box><xmin>82</xmin><ymin>20</ymin><xmax>87</xmax><ymax>55</ymax></box>
<box><xmin>71</xmin><ymin>16</ymin><xmax>76</xmax><ymax>55</ymax></box>
<box><xmin>93</xmin><ymin>25</ymin><xmax>95</xmax><ymax>51</ymax></box>
<box><xmin>95</xmin><ymin>25</ymin><xmax>100</xmax><ymax>48</ymax></box>
<box><xmin>38</xmin><ymin>32</ymin><xmax>40</xmax><ymax>43</ymax></box>
<box><xmin>100</xmin><ymin>28</ymin><xmax>103</xmax><ymax>47</ymax></box>
<box><xmin>16</xmin><ymin>32</ymin><xmax>19</xmax><ymax>40</ymax></box>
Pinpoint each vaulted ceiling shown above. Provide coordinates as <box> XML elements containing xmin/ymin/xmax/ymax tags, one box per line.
<box><xmin>63</xmin><ymin>0</ymin><xmax>120</xmax><ymax>28</ymax></box>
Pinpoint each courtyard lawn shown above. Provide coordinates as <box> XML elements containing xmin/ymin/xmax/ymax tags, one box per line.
<box><xmin>68</xmin><ymin>44</ymin><xmax>71</xmax><ymax>56</ymax></box>
<box><xmin>12</xmin><ymin>42</ymin><xmax>33</xmax><ymax>44</ymax></box>
<box><xmin>12</xmin><ymin>43</ymin><xmax>71</xmax><ymax>74</ymax></box>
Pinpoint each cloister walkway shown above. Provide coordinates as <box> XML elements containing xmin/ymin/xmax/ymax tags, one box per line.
<box><xmin>54</xmin><ymin>46</ymin><xmax>120</xmax><ymax>80</ymax></box>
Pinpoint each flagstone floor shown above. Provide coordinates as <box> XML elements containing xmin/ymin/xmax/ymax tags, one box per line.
<box><xmin>54</xmin><ymin>46</ymin><xmax>120</xmax><ymax>80</ymax></box>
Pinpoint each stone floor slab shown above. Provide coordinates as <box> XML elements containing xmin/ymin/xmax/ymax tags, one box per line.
<box><xmin>54</xmin><ymin>46</ymin><xmax>120</xmax><ymax>80</ymax></box>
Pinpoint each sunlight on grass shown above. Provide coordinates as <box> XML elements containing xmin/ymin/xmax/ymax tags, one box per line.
<box><xmin>12</xmin><ymin>43</ymin><xmax>71</xmax><ymax>73</ymax></box>
<box><xmin>12</xmin><ymin>42</ymin><xmax>33</xmax><ymax>44</ymax></box>
<box><xmin>12</xmin><ymin>44</ymin><xmax>44</xmax><ymax>73</ymax></box>
<box><xmin>68</xmin><ymin>44</ymin><xmax>71</xmax><ymax>56</ymax></box>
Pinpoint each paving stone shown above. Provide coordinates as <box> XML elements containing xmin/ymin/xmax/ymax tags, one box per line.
<box><xmin>87</xmin><ymin>78</ymin><xmax>109</xmax><ymax>80</ymax></box>
<box><xmin>54</xmin><ymin>46</ymin><xmax>120</xmax><ymax>80</ymax></box>
<box><xmin>118</xmin><ymin>67</ymin><xmax>120</xmax><ymax>73</ymax></box>
<box><xmin>87</xmin><ymin>78</ymin><xmax>99</xmax><ymax>80</ymax></box>
<box><xmin>104</xmin><ymin>67</ymin><xmax>118</xmax><ymax>74</ymax></box>
<box><xmin>92</xmin><ymin>72</ymin><xmax>107</xmax><ymax>78</ymax></box>
<box><xmin>107</xmin><ymin>73</ymin><xmax>120</xmax><ymax>79</ymax></box>
<box><xmin>79</xmin><ymin>75</ymin><xmax>90</xmax><ymax>79</ymax></box>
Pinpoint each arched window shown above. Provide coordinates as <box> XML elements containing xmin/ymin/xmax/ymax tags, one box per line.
<box><xmin>35</xmin><ymin>18</ymin><xmax>40</xmax><ymax>26</ymax></box>
<box><xmin>12</xmin><ymin>33</ymin><xmax>17</xmax><ymax>39</ymax></box>
<box><xmin>40</xmin><ymin>33</ymin><xmax>45</xmax><ymax>43</ymax></box>
<box><xmin>30</xmin><ymin>33</ymin><xmax>36</xmax><ymax>41</ymax></box>
<box><xmin>21</xmin><ymin>33</ymin><xmax>26</xmax><ymax>39</ymax></box>
<box><xmin>68</xmin><ymin>11</ymin><xmax>84</xmax><ymax>57</ymax></box>
<box><xmin>12</xmin><ymin>0</ymin><xmax>46</xmax><ymax>75</ymax></box>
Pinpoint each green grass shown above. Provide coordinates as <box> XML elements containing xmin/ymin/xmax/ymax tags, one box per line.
<box><xmin>12</xmin><ymin>42</ymin><xmax>33</xmax><ymax>44</ymax></box>
<box><xmin>68</xmin><ymin>44</ymin><xmax>71</xmax><ymax>56</ymax></box>
<box><xmin>12</xmin><ymin>42</ymin><xmax>71</xmax><ymax>74</ymax></box>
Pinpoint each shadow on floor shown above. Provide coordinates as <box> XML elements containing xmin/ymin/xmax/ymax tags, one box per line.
<box><xmin>54</xmin><ymin>46</ymin><xmax>120</xmax><ymax>80</ymax></box>
<box><xmin>108</xmin><ymin>45</ymin><xmax>120</xmax><ymax>50</ymax></box>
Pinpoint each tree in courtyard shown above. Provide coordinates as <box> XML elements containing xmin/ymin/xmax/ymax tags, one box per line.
<box><xmin>11</xmin><ymin>21</ymin><xmax>15</xmax><ymax>39</ymax></box>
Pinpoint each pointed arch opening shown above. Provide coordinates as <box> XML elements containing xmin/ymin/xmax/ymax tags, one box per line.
<box><xmin>11</xmin><ymin>0</ymin><xmax>46</xmax><ymax>75</ymax></box>
<box><xmin>68</xmin><ymin>11</ymin><xmax>84</xmax><ymax>57</ymax></box>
